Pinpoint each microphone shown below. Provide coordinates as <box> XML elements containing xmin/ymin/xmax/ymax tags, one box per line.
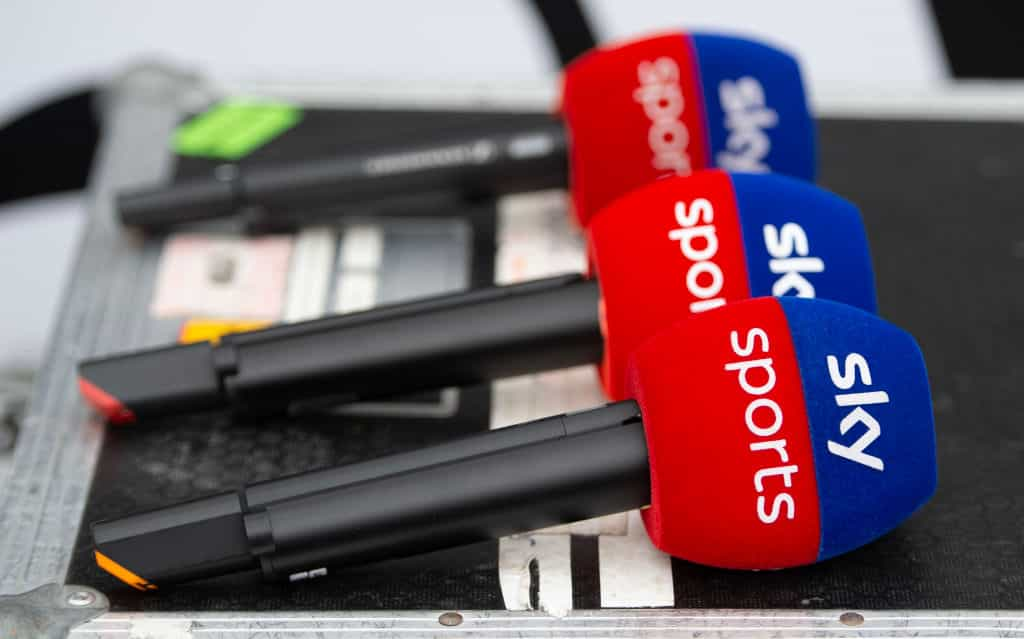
<box><xmin>117</xmin><ymin>31</ymin><xmax>815</xmax><ymax>230</ymax></box>
<box><xmin>90</xmin><ymin>297</ymin><xmax>937</xmax><ymax>590</ymax></box>
<box><xmin>79</xmin><ymin>170</ymin><xmax>876</xmax><ymax>423</ymax></box>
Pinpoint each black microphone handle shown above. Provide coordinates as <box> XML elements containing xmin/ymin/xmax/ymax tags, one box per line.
<box><xmin>78</xmin><ymin>274</ymin><xmax>604</xmax><ymax>419</ymax></box>
<box><xmin>253</xmin><ymin>401</ymin><xmax>649</xmax><ymax>579</ymax></box>
<box><xmin>92</xmin><ymin>400</ymin><xmax>650</xmax><ymax>586</ymax></box>
<box><xmin>118</xmin><ymin>119</ymin><xmax>570</xmax><ymax>228</ymax></box>
<box><xmin>219</xmin><ymin>274</ymin><xmax>604</xmax><ymax>414</ymax></box>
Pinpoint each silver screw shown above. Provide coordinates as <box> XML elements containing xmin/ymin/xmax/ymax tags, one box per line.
<box><xmin>839</xmin><ymin>611</ymin><xmax>865</xmax><ymax>626</ymax></box>
<box><xmin>438</xmin><ymin>611</ymin><xmax>463</xmax><ymax>627</ymax></box>
<box><xmin>67</xmin><ymin>590</ymin><xmax>96</xmax><ymax>607</ymax></box>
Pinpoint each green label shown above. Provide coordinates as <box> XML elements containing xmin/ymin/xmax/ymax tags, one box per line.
<box><xmin>173</xmin><ymin>99</ymin><xmax>301</xmax><ymax>160</ymax></box>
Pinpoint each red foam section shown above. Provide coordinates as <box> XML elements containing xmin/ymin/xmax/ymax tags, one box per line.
<box><xmin>626</xmin><ymin>298</ymin><xmax>821</xmax><ymax>569</ymax></box>
<box><xmin>587</xmin><ymin>170</ymin><xmax>751</xmax><ymax>400</ymax></box>
<box><xmin>78</xmin><ymin>377</ymin><xmax>136</xmax><ymax>425</ymax></box>
<box><xmin>560</xmin><ymin>32</ymin><xmax>711</xmax><ymax>226</ymax></box>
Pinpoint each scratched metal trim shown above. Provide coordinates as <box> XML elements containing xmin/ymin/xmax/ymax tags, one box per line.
<box><xmin>69</xmin><ymin>609</ymin><xmax>1024</xmax><ymax>638</ymax></box>
<box><xmin>0</xmin><ymin>63</ymin><xmax>211</xmax><ymax>596</ymax></box>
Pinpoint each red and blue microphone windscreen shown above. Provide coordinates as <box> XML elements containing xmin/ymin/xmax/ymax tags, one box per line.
<box><xmin>625</xmin><ymin>297</ymin><xmax>937</xmax><ymax>569</ymax></box>
<box><xmin>690</xmin><ymin>34</ymin><xmax>815</xmax><ymax>182</ymax></box>
<box><xmin>588</xmin><ymin>169</ymin><xmax>876</xmax><ymax>400</ymax></box>
<box><xmin>560</xmin><ymin>31</ymin><xmax>814</xmax><ymax>226</ymax></box>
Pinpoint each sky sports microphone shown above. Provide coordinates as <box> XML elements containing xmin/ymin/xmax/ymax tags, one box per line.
<box><xmin>117</xmin><ymin>31</ymin><xmax>814</xmax><ymax>230</ymax></box>
<box><xmin>79</xmin><ymin>171</ymin><xmax>875</xmax><ymax>424</ymax></box>
<box><xmin>91</xmin><ymin>297</ymin><xmax>937</xmax><ymax>590</ymax></box>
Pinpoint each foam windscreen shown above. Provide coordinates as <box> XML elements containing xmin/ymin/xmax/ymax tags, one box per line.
<box><xmin>690</xmin><ymin>34</ymin><xmax>815</xmax><ymax>181</ymax></box>
<box><xmin>560</xmin><ymin>32</ymin><xmax>815</xmax><ymax>226</ymax></box>
<box><xmin>626</xmin><ymin>297</ymin><xmax>936</xmax><ymax>569</ymax></box>
<box><xmin>588</xmin><ymin>170</ymin><xmax>875</xmax><ymax>400</ymax></box>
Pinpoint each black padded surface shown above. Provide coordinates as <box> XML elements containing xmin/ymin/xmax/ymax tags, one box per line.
<box><xmin>67</xmin><ymin>113</ymin><xmax>1024</xmax><ymax>610</ymax></box>
<box><xmin>664</xmin><ymin>118</ymin><xmax>1024</xmax><ymax>609</ymax></box>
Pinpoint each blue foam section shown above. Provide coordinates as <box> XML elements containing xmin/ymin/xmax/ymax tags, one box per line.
<box><xmin>690</xmin><ymin>33</ymin><xmax>816</xmax><ymax>182</ymax></box>
<box><xmin>730</xmin><ymin>172</ymin><xmax>877</xmax><ymax>314</ymax></box>
<box><xmin>778</xmin><ymin>297</ymin><xmax>937</xmax><ymax>560</ymax></box>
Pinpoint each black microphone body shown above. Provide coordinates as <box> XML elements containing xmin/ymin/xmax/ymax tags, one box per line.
<box><xmin>79</xmin><ymin>274</ymin><xmax>604</xmax><ymax>420</ymax></box>
<box><xmin>92</xmin><ymin>400</ymin><xmax>649</xmax><ymax>587</ymax></box>
<box><xmin>118</xmin><ymin>120</ymin><xmax>570</xmax><ymax>229</ymax></box>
